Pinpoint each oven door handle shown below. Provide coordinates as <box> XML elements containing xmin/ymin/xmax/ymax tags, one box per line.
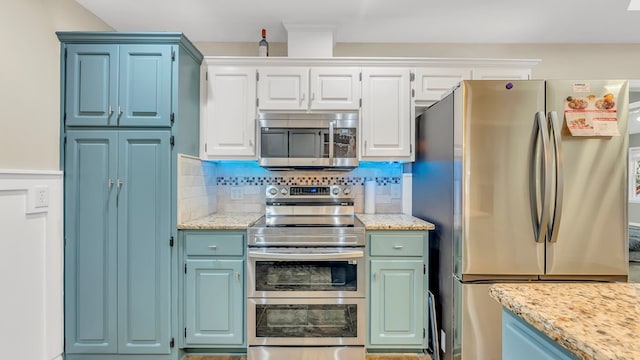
<box><xmin>248</xmin><ymin>249</ymin><xmax>364</xmax><ymax>261</ymax></box>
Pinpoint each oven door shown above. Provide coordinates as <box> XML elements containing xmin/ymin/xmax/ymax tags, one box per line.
<box><xmin>247</xmin><ymin>297</ymin><xmax>365</xmax><ymax>346</ymax></box>
<box><xmin>247</xmin><ymin>247</ymin><xmax>365</xmax><ymax>298</ymax></box>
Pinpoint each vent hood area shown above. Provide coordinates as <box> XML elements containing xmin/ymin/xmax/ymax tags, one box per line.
<box><xmin>283</xmin><ymin>23</ymin><xmax>336</xmax><ymax>57</ymax></box>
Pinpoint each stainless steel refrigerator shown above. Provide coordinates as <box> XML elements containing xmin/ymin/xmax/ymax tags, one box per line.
<box><xmin>412</xmin><ymin>80</ymin><xmax>629</xmax><ymax>360</ymax></box>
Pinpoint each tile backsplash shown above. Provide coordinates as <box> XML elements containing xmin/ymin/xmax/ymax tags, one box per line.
<box><xmin>178</xmin><ymin>158</ymin><xmax>405</xmax><ymax>220</ymax></box>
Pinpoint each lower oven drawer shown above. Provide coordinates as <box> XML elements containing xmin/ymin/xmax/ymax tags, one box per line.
<box><xmin>247</xmin><ymin>298</ymin><xmax>365</xmax><ymax>346</ymax></box>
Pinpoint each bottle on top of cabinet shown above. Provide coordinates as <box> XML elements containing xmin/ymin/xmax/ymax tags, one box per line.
<box><xmin>258</xmin><ymin>28</ymin><xmax>269</xmax><ymax>57</ymax></box>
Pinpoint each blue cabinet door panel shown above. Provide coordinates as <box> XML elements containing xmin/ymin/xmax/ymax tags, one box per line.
<box><xmin>65</xmin><ymin>45</ymin><xmax>118</xmax><ymax>126</ymax></box>
<box><xmin>370</xmin><ymin>259</ymin><xmax>424</xmax><ymax>346</ymax></box>
<box><xmin>64</xmin><ymin>131</ymin><xmax>118</xmax><ymax>353</ymax></box>
<box><xmin>117</xmin><ymin>131</ymin><xmax>171</xmax><ymax>354</ymax></box>
<box><xmin>503</xmin><ymin>309</ymin><xmax>578</xmax><ymax>360</ymax></box>
<box><xmin>119</xmin><ymin>45</ymin><xmax>173</xmax><ymax>127</ymax></box>
<box><xmin>185</xmin><ymin>259</ymin><xmax>244</xmax><ymax>345</ymax></box>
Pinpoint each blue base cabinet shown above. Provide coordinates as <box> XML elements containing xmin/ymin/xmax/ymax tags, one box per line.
<box><xmin>59</xmin><ymin>32</ymin><xmax>203</xmax><ymax>360</ymax></box>
<box><xmin>181</xmin><ymin>231</ymin><xmax>245</xmax><ymax>348</ymax></box>
<box><xmin>367</xmin><ymin>231</ymin><xmax>428</xmax><ymax>350</ymax></box>
<box><xmin>502</xmin><ymin>309</ymin><xmax>578</xmax><ymax>360</ymax></box>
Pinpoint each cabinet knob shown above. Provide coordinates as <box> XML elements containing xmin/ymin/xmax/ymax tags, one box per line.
<box><xmin>208</xmin><ymin>245</ymin><xmax>218</xmax><ymax>250</ymax></box>
<box><xmin>393</xmin><ymin>245</ymin><xmax>404</xmax><ymax>250</ymax></box>
<box><xmin>108</xmin><ymin>179</ymin><xmax>114</xmax><ymax>189</ymax></box>
<box><xmin>117</xmin><ymin>179</ymin><xmax>124</xmax><ymax>189</ymax></box>
<box><xmin>236</xmin><ymin>272</ymin><xmax>241</xmax><ymax>281</ymax></box>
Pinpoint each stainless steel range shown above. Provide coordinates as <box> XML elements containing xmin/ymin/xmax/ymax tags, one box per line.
<box><xmin>247</xmin><ymin>185</ymin><xmax>366</xmax><ymax>360</ymax></box>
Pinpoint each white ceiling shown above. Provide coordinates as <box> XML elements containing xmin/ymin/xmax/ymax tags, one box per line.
<box><xmin>76</xmin><ymin>0</ymin><xmax>640</xmax><ymax>44</ymax></box>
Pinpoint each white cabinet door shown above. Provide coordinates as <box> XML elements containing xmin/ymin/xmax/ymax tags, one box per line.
<box><xmin>309</xmin><ymin>67</ymin><xmax>361</xmax><ymax>110</ymax></box>
<box><xmin>472</xmin><ymin>67</ymin><xmax>531</xmax><ymax>80</ymax></box>
<box><xmin>203</xmin><ymin>66</ymin><xmax>256</xmax><ymax>158</ymax></box>
<box><xmin>414</xmin><ymin>67</ymin><xmax>472</xmax><ymax>102</ymax></box>
<box><xmin>257</xmin><ymin>67</ymin><xmax>309</xmax><ymax>110</ymax></box>
<box><xmin>361</xmin><ymin>68</ymin><xmax>412</xmax><ymax>160</ymax></box>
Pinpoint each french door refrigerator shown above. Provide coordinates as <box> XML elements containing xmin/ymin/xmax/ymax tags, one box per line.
<box><xmin>412</xmin><ymin>80</ymin><xmax>629</xmax><ymax>360</ymax></box>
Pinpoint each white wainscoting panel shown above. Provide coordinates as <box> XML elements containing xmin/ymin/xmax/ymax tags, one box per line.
<box><xmin>0</xmin><ymin>170</ymin><xmax>63</xmax><ymax>360</ymax></box>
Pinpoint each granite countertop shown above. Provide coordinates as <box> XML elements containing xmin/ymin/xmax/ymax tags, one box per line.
<box><xmin>178</xmin><ymin>213</ymin><xmax>263</xmax><ymax>230</ymax></box>
<box><xmin>178</xmin><ymin>213</ymin><xmax>435</xmax><ymax>231</ymax></box>
<box><xmin>355</xmin><ymin>213</ymin><xmax>435</xmax><ymax>230</ymax></box>
<box><xmin>489</xmin><ymin>283</ymin><xmax>640</xmax><ymax>360</ymax></box>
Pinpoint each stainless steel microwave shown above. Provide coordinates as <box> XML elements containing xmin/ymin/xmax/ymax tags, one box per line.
<box><xmin>258</xmin><ymin>112</ymin><xmax>358</xmax><ymax>169</ymax></box>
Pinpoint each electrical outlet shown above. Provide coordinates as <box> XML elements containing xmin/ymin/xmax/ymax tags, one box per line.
<box><xmin>26</xmin><ymin>185</ymin><xmax>50</xmax><ymax>214</ymax></box>
<box><xmin>35</xmin><ymin>186</ymin><xmax>50</xmax><ymax>208</ymax></box>
<box><xmin>230</xmin><ymin>187</ymin><xmax>244</xmax><ymax>200</ymax></box>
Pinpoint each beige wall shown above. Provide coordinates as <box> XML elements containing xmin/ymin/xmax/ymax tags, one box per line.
<box><xmin>0</xmin><ymin>0</ymin><xmax>112</xmax><ymax>170</ymax></box>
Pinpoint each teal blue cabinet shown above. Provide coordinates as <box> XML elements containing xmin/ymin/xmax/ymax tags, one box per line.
<box><xmin>59</xmin><ymin>32</ymin><xmax>203</xmax><ymax>360</ymax></box>
<box><xmin>181</xmin><ymin>231</ymin><xmax>245</xmax><ymax>348</ymax></box>
<box><xmin>65</xmin><ymin>130</ymin><xmax>171</xmax><ymax>354</ymax></box>
<box><xmin>64</xmin><ymin>44</ymin><xmax>172</xmax><ymax>127</ymax></box>
<box><xmin>64</xmin><ymin>131</ymin><xmax>118</xmax><ymax>354</ymax></box>
<box><xmin>367</xmin><ymin>231</ymin><xmax>428</xmax><ymax>350</ymax></box>
<box><xmin>502</xmin><ymin>309</ymin><xmax>578</xmax><ymax>360</ymax></box>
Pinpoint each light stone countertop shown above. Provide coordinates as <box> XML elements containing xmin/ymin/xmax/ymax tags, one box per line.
<box><xmin>178</xmin><ymin>213</ymin><xmax>435</xmax><ymax>231</ymax></box>
<box><xmin>356</xmin><ymin>213</ymin><xmax>435</xmax><ymax>230</ymax></box>
<box><xmin>489</xmin><ymin>283</ymin><xmax>640</xmax><ymax>360</ymax></box>
<box><xmin>178</xmin><ymin>213</ymin><xmax>263</xmax><ymax>230</ymax></box>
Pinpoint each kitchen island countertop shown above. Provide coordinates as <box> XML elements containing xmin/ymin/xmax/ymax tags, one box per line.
<box><xmin>178</xmin><ymin>212</ymin><xmax>263</xmax><ymax>230</ymax></box>
<box><xmin>356</xmin><ymin>213</ymin><xmax>435</xmax><ymax>230</ymax></box>
<box><xmin>489</xmin><ymin>283</ymin><xmax>640</xmax><ymax>360</ymax></box>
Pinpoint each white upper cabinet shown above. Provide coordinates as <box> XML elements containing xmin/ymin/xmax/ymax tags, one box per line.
<box><xmin>413</xmin><ymin>67</ymin><xmax>472</xmax><ymax>103</ymax></box>
<box><xmin>202</xmin><ymin>65</ymin><xmax>257</xmax><ymax>159</ymax></box>
<box><xmin>257</xmin><ymin>67</ymin><xmax>308</xmax><ymax>110</ymax></box>
<box><xmin>309</xmin><ymin>68</ymin><xmax>361</xmax><ymax>110</ymax></box>
<box><xmin>472</xmin><ymin>67</ymin><xmax>531</xmax><ymax>80</ymax></box>
<box><xmin>361</xmin><ymin>67</ymin><xmax>413</xmax><ymax>160</ymax></box>
<box><xmin>257</xmin><ymin>67</ymin><xmax>361</xmax><ymax>111</ymax></box>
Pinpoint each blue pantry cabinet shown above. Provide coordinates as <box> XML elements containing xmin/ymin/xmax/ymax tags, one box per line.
<box><xmin>58</xmin><ymin>32</ymin><xmax>203</xmax><ymax>360</ymax></box>
<box><xmin>64</xmin><ymin>44</ymin><xmax>172</xmax><ymax>127</ymax></box>
<box><xmin>367</xmin><ymin>231</ymin><xmax>428</xmax><ymax>350</ymax></box>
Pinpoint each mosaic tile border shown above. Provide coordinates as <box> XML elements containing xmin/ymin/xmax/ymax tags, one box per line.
<box><xmin>216</xmin><ymin>176</ymin><xmax>401</xmax><ymax>186</ymax></box>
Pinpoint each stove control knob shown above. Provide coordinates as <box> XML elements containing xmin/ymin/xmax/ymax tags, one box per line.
<box><xmin>332</xmin><ymin>187</ymin><xmax>340</xmax><ymax>195</ymax></box>
<box><xmin>343</xmin><ymin>187</ymin><xmax>352</xmax><ymax>195</ymax></box>
<box><xmin>280</xmin><ymin>188</ymin><xmax>288</xmax><ymax>195</ymax></box>
<box><xmin>268</xmin><ymin>187</ymin><xmax>278</xmax><ymax>196</ymax></box>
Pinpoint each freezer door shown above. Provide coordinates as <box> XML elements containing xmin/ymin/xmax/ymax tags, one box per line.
<box><xmin>544</xmin><ymin>80</ymin><xmax>628</xmax><ymax>278</ymax></box>
<box><xmin>458</xmin><ymin>80</ymin><xmax>545</xmax><ymax>279</ymax></box>
<box><xmin>452</xmin><ymin>281</ymin><xmax>502</xmax><ymax>360</ymax></box>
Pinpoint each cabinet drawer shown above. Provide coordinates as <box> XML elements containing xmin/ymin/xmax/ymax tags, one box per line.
<box><xmin>369</xmin><ymin>233</ymin><xmax>424</xmax><ymax>257</ymax></box>
<box><xmin>185</xmin><ymin>233</ymin><xmax>245</xmax><ymax>256</ymax></box>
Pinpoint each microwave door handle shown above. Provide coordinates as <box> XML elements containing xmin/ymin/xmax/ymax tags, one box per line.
<box><xmin>329</xmin><ymin>120</ymin><xmax>335</xmax><ymax>165</ymax></box>
<box><xmin>248</xmin><ymin>249</ymin><xmax>364</xmax><ymax>261</ymax></box>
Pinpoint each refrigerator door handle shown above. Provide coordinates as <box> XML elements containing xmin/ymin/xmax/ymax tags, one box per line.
<box><xmin>547</xmin><ymin>111</ymin><xmax>564</xmax><ymax>243</ymax></box>
<box><xmin>529</xmin><ymin>111</ymin><xmax>552</xmax><ymax>243</ymax></box>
